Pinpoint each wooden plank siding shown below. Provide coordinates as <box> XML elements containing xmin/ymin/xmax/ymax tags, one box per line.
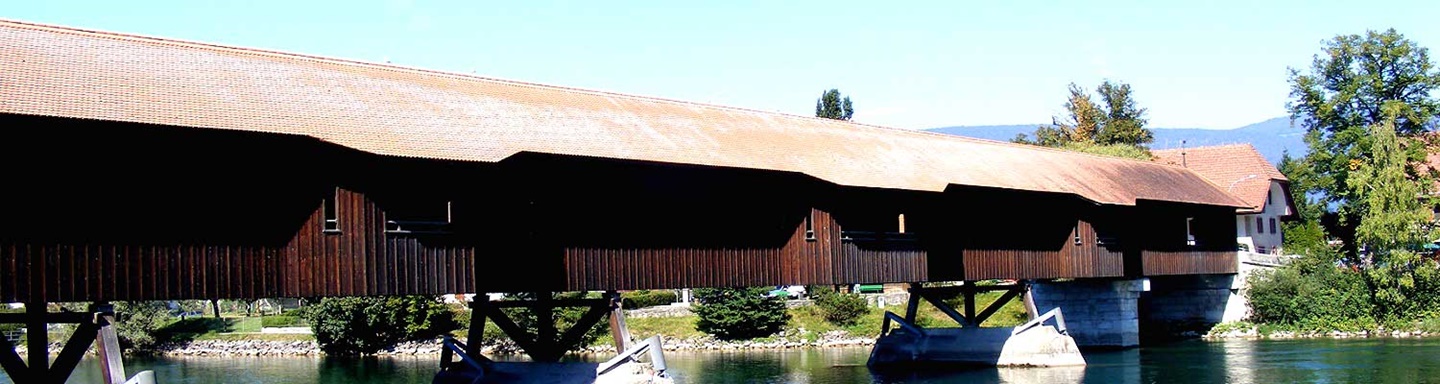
<box><xmin>0</xmin><ymin>187</ymin><xmax>477</xmax><ymax>302</ymax></box>
<box><xmin>962</xmin><ymin>220</ymin><xmax>1126</xmax><ymax>281</ymax></box>
<box><xmin>1142</xmin><ymin>251</ymin><xmax>1239</xmax><ymax>276</ymax></box>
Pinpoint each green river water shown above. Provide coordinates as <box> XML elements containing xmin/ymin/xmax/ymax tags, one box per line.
<box><xmin>6</xmin><ymin>338</ymin><xmax>1439</xmax><ymax>383</ymax></box>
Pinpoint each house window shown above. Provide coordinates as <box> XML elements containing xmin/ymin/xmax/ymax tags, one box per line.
<box><xmin>385</xmin><ymin>200</ymin><xmax>453</xmax><ymax>235</ymax></box>
<box><xmin>1256</xmin><ymin>217</ymin><xmax>1265</xmax><ymax>234</ymax></box>
<box><xmin>323</xmin><ymin>187</ymin><xmax>341</xmax><ymax>233</ymax></box>
<box><xmin>1269</xmin><ymin>218</ymin><xmax>1277</xmax><ymax>234</ymax></box>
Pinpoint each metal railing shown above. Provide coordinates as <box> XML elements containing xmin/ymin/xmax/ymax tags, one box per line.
<box><xmin>1011</xmin><ymin>307</ymin><xmax>1067</xmax><ymax>336</ymax></box>
<box><xmin>596</xmin><ymin>335</ymin><xmax>668</xmax><ymax>378</ymax></box>
<box><xmin>878</xmin><ymin>311</ymin><xmax>926</xmax><ymax>337</ymax></box>
<box><xmin>437</xmin><ymin>336</ymin><xmax>492</xmax><ymax>380</ymax></box>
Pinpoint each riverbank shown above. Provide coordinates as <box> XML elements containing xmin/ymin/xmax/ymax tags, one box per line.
<box><xmin>1203</xmin><ymin>326</ymin><xmax>1440</xmax><ymax>342</ymax></box>
<box><xmin>12</xmin><ymin>330</ymin><xmax>878</xmax><ymax>358</ymax></box>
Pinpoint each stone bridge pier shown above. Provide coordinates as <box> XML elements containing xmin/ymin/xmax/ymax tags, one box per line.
<box><xmin>1031</xmin><ymin>252</ymin><xmax>1285</xmax><ymax>348</ymax></box>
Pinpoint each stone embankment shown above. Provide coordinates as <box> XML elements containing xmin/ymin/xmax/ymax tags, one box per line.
<box><xmin>1204</xmin><ymin>327</ymin><xmax>1436</xmax><ymax>340</ymax></box>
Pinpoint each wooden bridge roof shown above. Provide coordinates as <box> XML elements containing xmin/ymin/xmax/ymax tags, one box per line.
<box><xmin>0</xmin><ymin>19</ymin><xmax>1246</xmax><ymax>208</ymax></box>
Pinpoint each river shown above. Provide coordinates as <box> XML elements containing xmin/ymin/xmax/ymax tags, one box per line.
<box><xmin>6</xmin><ymin>338</ymin><xmax>1440</xmax><ymax>383</ymax></box>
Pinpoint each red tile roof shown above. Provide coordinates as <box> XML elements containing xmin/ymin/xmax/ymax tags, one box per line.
<box><xmin>1152</xmin><ymin>144</ymin><xmax>1287</xmax><ymax>212</ymax></box>
<box><xmin>0</xmin><ymin>19</ymin><xmax>1247</xmax><ymax>208</ymax></box>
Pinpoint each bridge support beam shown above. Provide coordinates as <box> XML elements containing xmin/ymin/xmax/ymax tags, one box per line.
<box><xmin>466</xmin><ymin>291</ymin><xmax>623</xmax><ymax>362</ymax></box>
<box><xmin>868</xmin><ymin>281</ymin><xmax>1083</xmax><ymax>368</ymax></box>
<box><xmin>0</xmin><ymin>302</ymin><xmax>140</xmax><ymax>384</ymax></box>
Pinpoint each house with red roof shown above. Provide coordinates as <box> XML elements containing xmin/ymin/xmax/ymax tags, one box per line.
<box><xmin>1153</xmin><ymin>144</ymin><xmax>1297</xmax><ymax>255</ymax></box>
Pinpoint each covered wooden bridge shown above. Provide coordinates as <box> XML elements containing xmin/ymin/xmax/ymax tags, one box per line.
<box><xmin>0</xmin><ymin>19</ymin><xmax>1245</xmax><ymax>382</ymax></box>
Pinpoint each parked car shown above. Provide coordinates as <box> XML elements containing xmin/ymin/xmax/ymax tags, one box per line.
<box><xmin>764</xmin><ymin>285</ymin><xmax>807</xmax><ymax>299</ymax></box>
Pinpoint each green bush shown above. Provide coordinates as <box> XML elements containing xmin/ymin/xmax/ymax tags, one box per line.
<box><xmin>812</xmin><ymin>290</ymin><xmax>868</xmax><ymax>326</ymax></box>
<box><xmin>621</xmin><ymin>290</ymin><xmax>678</xmax><ymax>309</ymax></box>
<box><xmin>114</xmin><ymin>301</ymin><xmax>176</xmax><ymax>351</ymax></box>
<box><xmin>301</xmin><ymin>296</ymin><xmax>458</xmax><ymax>356</ymax></box>
<box><xmin>1246</xmin><ymin>265</ymin><xmax>1372</xmax><ymax>329</ymax></box>
<box><xmin>260</xmin><ymin>315</ymin><xmax>303</xmax><ymax>328</ymax></box>
<box><xmin>692</xmin><ymin>287</ymin><xmax>789</xmax><ymax>340</ymax></box>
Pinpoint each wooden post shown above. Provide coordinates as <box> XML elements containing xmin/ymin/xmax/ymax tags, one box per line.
<box><xmin>94</xmin><ymin>306</ymin><xmax>126</xmax><ymax>384</ymax></box>
<box><xmin>606</xmin><ymin>291</ymin><xmax>632</xmax><ymax>352</ymax></box>
<box><xmin>963</xmin><ymin>287</ymin><xmax>977</xmax><ymax>327</ymax></box>
<box><xmin>25</xmin><ymin>300</ymin><xmax>47</xmax><ymax>382</ymax></box>
<box><xmin>1022</xmin><ymin>281</ymin><xmax>1040</xmax><ymax>321</ymax></box>
<box><xmin>535</xmin><ymin>292</ymin><xmax>555</xmax><ymax>361</ymax></box>
<box><xmin>466</xmin><ymin>296</ymin><xmax>488</xmax><ymax>357</ymax></box>
<box><xmin>904</xmin><ymin>283</ymin><xmax>921</xmax><ymax>323</ymax></box>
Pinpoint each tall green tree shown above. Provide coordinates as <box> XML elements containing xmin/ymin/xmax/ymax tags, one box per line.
<box><xmin>1350</xmin><ymin>105</ymin><xmax>1438</xmax><ymax>319</ymax></box>
<box><xmin>1014</xmin><ymin>80</ymin><xmax>1153</xmax><ymax>151</ymax></box>
<box><xmin>815</xmin><ymin>89</ymin><xmax>854</xmax><ymax>120</ymax></box>
<box><xmin>1288</xmin><ymin>28</ymin><xmax>1440</xmax><ymax>260</ymax></box>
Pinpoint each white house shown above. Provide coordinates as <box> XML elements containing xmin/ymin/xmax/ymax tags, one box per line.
<box><xmin>1154</xmin><ymin>144</ymin><xmax>1297</xmax><ymax>254</ymax></box>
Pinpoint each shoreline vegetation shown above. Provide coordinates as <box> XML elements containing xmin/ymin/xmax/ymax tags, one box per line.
<box><xmin>14</xmin><ymin>299</ymin><xmax>1439</xmax><ymax>359</ymax></box>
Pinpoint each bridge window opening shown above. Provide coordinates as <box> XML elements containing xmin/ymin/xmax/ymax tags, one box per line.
<box><xmin>385</xmin><ymin>200</ymin><xmax>453</xmax><ymax>235</ymax></box>
<box><xmin>323</xmin><ymin>187</ymin><xmax>340</xmax><ymax>233</ymax></box>
<box><xmin>1186</xmin><ymin>217</ymin><xmax>1196</xmax><ymax>246</ymax></box>
<box><xmin>839</xmin><ymin>211</ymin><xmax>915</xmax><ymax>242</ymax></box>
<box><xmin>804</xmin><ymin>211</ymin><xmax>816</xmax><ymax>241</ymax></box>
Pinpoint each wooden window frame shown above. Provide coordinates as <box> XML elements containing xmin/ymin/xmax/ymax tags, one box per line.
<box><xmin>322</xmin><ymin>187</ymin><xmax>341</xmax><ymax>234</ymax></box>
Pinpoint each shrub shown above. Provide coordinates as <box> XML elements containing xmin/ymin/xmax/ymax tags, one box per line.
<box><xmin>692</xmin><ymin>287</ymin><xmax>789</xmax><ymax>340</ymax></box>
<box><xmin>812</xmin><ymin>290</ymin><xmax>868</xmax><ymax>326</ymax></box>
<box><xmin>260</xmin><ymin>315</ymin><xmax>303</xmax><ymax>328</ymax></box>
<box><xmin>301</xmin><ymin>296</ymin><xmax>458</xmax><ymax>356</ymax></box>
<box><xmin>114</xmin><ymin>301</ymin><xmax>176</xmax><ymax>351</ymax></box>
<box><xmin>621</xmin><ymin>290</ymin><xmax>678</xmax><ymax>309</ymax></box>
<box><xmin>1246</xmin><ymin>265</ymin><xmax>1372</xmax><ymax>328</ymax></box>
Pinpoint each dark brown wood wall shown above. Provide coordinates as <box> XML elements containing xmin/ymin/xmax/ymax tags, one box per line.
<box><xmin>565</xmin><ymin>207</ymin><xmax>845</xmax><ymax>291</ymax></box>
<box><xmin>1135</xmin><ymin>202</ymin><xmax>1240</xmax><ymax>276</ymax></box>
<box><xmin>961</xmin><ymin>220</ymin><xmax>1125</xmax><ymax>280</ymax></box>
<box><xmin>0</xmin><ymin>187</ymin><xmax>478</xmax><ymax>302</ymax></box>
<box><xmin>0</xmin><ymin>116</ymin><xmax>1247</xmax><ymax>303</ymax></box>
<box><xmin>284</xmin><ymin>188</ymin><xmax>475</xmax><ymax>298</ymax></box>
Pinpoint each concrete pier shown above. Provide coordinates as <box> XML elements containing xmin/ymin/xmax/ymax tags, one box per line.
<box><xmin>869</xmin><ymin>325</ymin><xmax>1085</xmax><ymax>368</ymax></box>
<box><xmin>1032</xmin><ymin>279</ymin><xmax>1145</xmax><ymax>348</ymax></box>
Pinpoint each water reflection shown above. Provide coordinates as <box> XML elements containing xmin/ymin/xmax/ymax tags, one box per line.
<box><xmin>7</xmin><ymin>339</ymin><xmax>1440</xmax><ymax>384</ymax></box>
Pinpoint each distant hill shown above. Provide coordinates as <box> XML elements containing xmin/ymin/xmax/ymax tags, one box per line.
<box><xmin>925</xmin><ymin>117</ymin><xmax>1306</xmax><ymax>164</ymax></box>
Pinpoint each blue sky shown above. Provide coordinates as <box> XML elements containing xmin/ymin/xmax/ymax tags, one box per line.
<box><xmin>5</xmin><ymin>0</ymin><xmax>1437</xmax><ymax>130</ymax></box>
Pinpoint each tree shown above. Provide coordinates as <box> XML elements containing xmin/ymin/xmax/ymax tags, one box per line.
<box><xmin>113</xmin><ymin>301</ymin><xmax>174</xmax><ymax>351</ymax></box>
<box><xmin>301</xmin><ymin>296</ymin><xmax>457</xmax><ymax>356</ymax></box>
<box><xmin>1288</xmin><ymin>28</ymin><xmax>1440</xmax><ymax>260</ymax></box>
<box><xmin>815</xmin><ymin>89</ymin><xmax>854</xmax><ymax>120</ymax></box>
<box><xmin>1350</xmin><ymin>105</ymin><xmax>1438</xmax><ymax>319</ymax></box>
<box><xmin>1014</xmin><ymin>80</ymin><xmax>1153</xmax><ymax>149</ymax></box>
<box><xmin>692</xmin><ymin>287</ymin><xmax>789</xmax><ymax>340</ymax></box>
<box><xmin>1095</xmin><ymin>80</ymin><xmax>1153</xmax><ymax>145</ymax></box>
